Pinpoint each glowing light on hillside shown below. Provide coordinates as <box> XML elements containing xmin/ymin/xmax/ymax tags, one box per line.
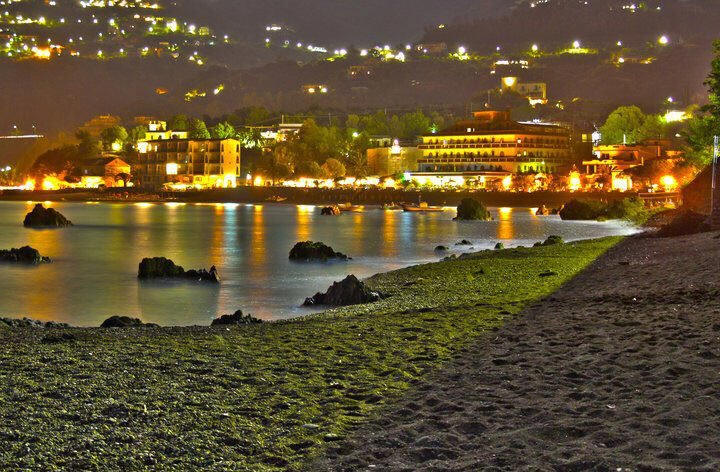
<box><xmin>572</xmin><ymin>40</ymin><xmax>581</xmax><ymax>49</ymax></box>
<box><xmin>658</xmin><ymin>35</ymin><xmax>669</xmax><ymax>45</ymax></box>
<box><xmin>502</xmin><ymin>175</ymin><xmax>512</xmax><ymax>191</ymax></box>
<box><xmin>660</xmin><ymin>175</ymin><xmax>677</xmax><ymax>191</ymax></box>
<box><xmin>531</xmin><ymin>44</ymin><xmax>538</xmax><ymax>52</ymax></box>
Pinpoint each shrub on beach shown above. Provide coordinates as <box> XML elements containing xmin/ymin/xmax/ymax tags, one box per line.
<box><xmin>560</xmin><ymin>197</ymin><xmax>653</xmax><ymax>225</ymax></box>
<box><xmin>455</xmin><ymin>198</ymin><xmax>491</xmax><ymax>221</ymax></box>
<box><xmin>558</xmin><ymin>199</ymin><xmax>607</xmax><ymax>220</ymax></box>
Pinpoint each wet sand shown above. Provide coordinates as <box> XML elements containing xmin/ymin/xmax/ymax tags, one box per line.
<box><xmin>318</xmin><ymin>231</ymin><xmax>720</xmax><ymax>471</ymax></box>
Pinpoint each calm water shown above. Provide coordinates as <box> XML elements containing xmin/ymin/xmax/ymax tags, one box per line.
<box><xmin>0</xmin><ymin>201</ymin><xmax>639</xmax><ymax>326</ymax></box>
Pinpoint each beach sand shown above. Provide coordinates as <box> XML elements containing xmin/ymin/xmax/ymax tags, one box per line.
<box><xmin>318</xmin><ymin>231</ymin><xmax>720</xmax><ymax>471</ymax></box>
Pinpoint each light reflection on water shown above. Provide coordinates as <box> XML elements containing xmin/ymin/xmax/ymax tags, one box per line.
<box><xmin>0</xmin><ymin>201</ymin><xmax>639</xmax><ymax>326</ymax></box>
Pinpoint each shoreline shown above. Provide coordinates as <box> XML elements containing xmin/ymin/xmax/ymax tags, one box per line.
<box><xmin>0</xmin><ymin>187</ymin><xmax>635</xmax><ymax>208</ymax></box>
<box><xmin>0</xmin><ymin>236</ymin><xmax>622</xmax><ymax>470</ymax></box>
<box><xmin>318</xmin><ymin>229</ymin><xmax>720</xmax><ymax>470</ymax></box>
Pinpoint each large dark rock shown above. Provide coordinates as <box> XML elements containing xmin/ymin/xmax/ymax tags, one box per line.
<box><xmin>138</xmin><ymin>257</ymin><xmax>220</xmax><ymax>282</ymax></box>
<box><xmin>655</xmin><ymin>209</ymin><xmax>711</xmax><ymax>237</ymax></box>
<box><xmin>100</xmin><ymin>316</ymin><xmax>159</xmax><ymax>328</ymax></box>
<box><xmin>23</xmin><ymin>204</ymin><xmax>73</xmax><ymax>228</ymax></box>
<box><xmin>289</xmin><ymin>241</ymin><xmax>349</xmax><ymax>262</ymax></box>
<box><xmin>454</xmin><ymin>198</ymin><xmax>492</xmax><ymax>221</ymax></box>
<box><xmin>321</xmin><ymin>206</ymin><xmax>341</xmax><ymax>216</ymax></box>
<box><xmin>304</xmin><ymin>275</ymin><xmax>382</xmax><ymax>307</ymax></box>
<box><xmin>0</xmin><ymin>246</ymin><xmax>51</xmax><ymax>264</ymax></box>
<box><xmin>211</xmin><ymin>310</ymin><xmax>263</xmax><ymax>326</ymax></box>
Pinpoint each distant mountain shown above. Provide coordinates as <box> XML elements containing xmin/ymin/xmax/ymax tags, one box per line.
<box><xmin>175</xmin><ymin>0</ymin><xmax>512</xmax><ymax>45</ymax></box>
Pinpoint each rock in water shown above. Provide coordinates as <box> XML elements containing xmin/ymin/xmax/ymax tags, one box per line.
<box><xmin>137</xmin><ymin>257</ymin><xmax>220</xmax><ymax>283</ymax></box>
<box><xmin>304</xmin><ymin>275</ymin><xmax>382</xmax><ymax>307</ymax></box>
<box><xmin>435</xmin><ymin>245</ymin><xmax>449</xmax><ymax>252</ymax></box>
<box><xmin>211</xmin><ymin>310</ymin><xmax>263</xmax><ymax>326</ymax></box>
<box><xmin>536</xmin><ymin>205</ymin><xmax>551</xmax><ymax>216</ymax></box>
<box><xmin>23</xmin><ymin>204</ymin><xmax>73</xmax><ymax>228</ymax></box>
<box><xmin>321</xmin><ymin>206</ymin><xmax>341</xmax><ymax>216</ymax></box>
<box><xmin>289</xmin><ymin>241</ymin><xmax>349</xmax><ymax>261</ymax></box>
<box><xmin>0</xmin><ymin>246</ymin><xmax>51</xmax><ymax>264</ymax></box>
<box><xmin>101</xmin><ymin>316</ymin><xmax>159</xmax><ymax>328</ymax></box>
<box><xmin>455</xmin><ymin>198</ymin><xmax>492</xmax><ymax>221</ymax></box>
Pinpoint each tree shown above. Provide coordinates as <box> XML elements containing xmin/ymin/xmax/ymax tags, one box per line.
<box><xmin>211</xmin><ymin>121</ymin><xmax>236</xmax><ymax>139</ymax></box>
<box><xmin>684</xmin><ymin>40</ymin><xmax>720</xmax><ymax>166</ymax></box>
<box><xmin>128</xmin><ymin>125</ymin><xmax>148</xmax><ymax>144</ymax></box>
<box><xmin>599</xmin><ymin>106</ymin><xmax>646</xmax><ymax>144</ymax></box>
<box><xmin>99</xmin><ymin>125</ymin><xmax>128</xmax><ymax>151</ymax></box>
<box><xmin>168</xmin><ymin>114</ymin><xmax>189</xmax><ymax>131</ymax></box>
<box><xmin>75</xmin><ymin>130</ymin><xmax>101</xmax><ymax>160</ymax></box>
<box><xmin>294</xmin><ymin>161</ymin><xmax>326</xmax><ymax>179</ymax></box>
<box><xmin>704</xmin><ymin>39</ymin><xmax>720</xmax><ymax>120</ymax></box>
<box><xmin>189</xmin><ymin>119</ymin><xmax>211</xmax><ymax>139</ymax></box>
<box><xmin>322</xmin><ymin>158</ymin><xmax>346</xmax><ymax>178</ymax></box>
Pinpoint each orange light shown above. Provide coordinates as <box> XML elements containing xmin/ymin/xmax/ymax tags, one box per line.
<box><xmin>568</xmin><ymin>172</ymin><xmax>582</xmax><ymax>192</ymax></box>
<box><xmin>660</xmin><ymin>175</ymin><xmax>677</xmax><ymax>191</ymax></box>
<box><xmin>502</xmin><ymin>175</ymin><xmax>512</xmax><ymax>190</ymax></box>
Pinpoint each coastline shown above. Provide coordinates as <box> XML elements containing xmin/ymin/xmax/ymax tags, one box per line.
<box><xmin>0</xmin><ymin>236</ymin><xmax>622</xmax><ymax>470</ymax></box>
<box><xmin>318</xmin><ymin>229</ymin><xmax>720</xmax><ymax>471</ymax></box>
<box><xmin>0</xmin><ymin>187</ymin><xmax>635</xmax><ymax>208</ymax></box>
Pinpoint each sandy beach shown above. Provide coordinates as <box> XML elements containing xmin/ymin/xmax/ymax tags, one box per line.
<box><xmin>317</xmin><ymin>230</ymin><xmax>720</xmax><ymax>471</ymax></box>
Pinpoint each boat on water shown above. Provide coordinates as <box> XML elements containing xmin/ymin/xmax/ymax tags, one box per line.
<box><xmin>265</xmin><ymin>195</ymin><xmax>287</xmax><ymax>202</ymax></box>
<box><xmin>402</xmin><ymin>202</ymin><xmax>445</xmax><ymax>212</ymax></box>
<box><xmin>382</xmin><ymin>203</ymin><xmax>403</xmax><ymax>211</ymax></box>
<box><xmin>337</xmin><ymin>203</ymin><xmax>365</xmax><ymax>212</ymax></box>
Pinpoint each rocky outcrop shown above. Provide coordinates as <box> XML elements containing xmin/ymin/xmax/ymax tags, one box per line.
<box><xmin>534</xmin><ymin>235</ymin><xmax>564</xmax><ymax>247</ymax></box>
<box><xmin>434</xmin><ymin>245</ymin><xmax>449</xmax><ymax>252</ymax></box>
<box><xmin>100</xmin><ymin>316</ymin><xmax>159</xmax><ymax>328</ymax></box>
<box><xmin>655</xmin><ymin>209</ymin><xmax>711</xmax><ymax>238</ymax></box>
<box><xmin>211</xmin><ymin>310</ymin><xmax>263</xmax><ymax>326</ymax></box>
<box><xmin>321</xmin><ymin>206</ymin><xmax>341</xmax><ymax>216</ymax></box>
<box><xmin>137</xmin><ymin>257</ymin><xmax>220</xmax><ymax>282</ymax></box>
<box><xmin>455</xmin><ymin>240</ymin><xmax>473</xmax><ymax>246</ymax></box>
<box><xmin>303</xmin><ymin>275</ymin><xmax>383</xmax><ymax>307</ymax></box>
<box><xmin>0</xmin><ymin>246</ymin><xmax>51</xmax><ymax>264</ymax></box>
<box><xmin>454</xmin><ymin>198</ymin><xmax>492</xmax><ymax>221</ymax></box>
<box><xmin>536</xmin><ymin>205</ymin><xmax>551</xmax><ymax>216</ymax></box>
<box><xmin>23</xmin><ymin>204</ymin><xmax>73</xmax><ymax>228</ymax></box>
<box><xmin>0</xmin><ymin>317</ymin><xmax>70</xmax><ymax>329</ymax></box>
<box><xmin>289</xmin><ymin>241</ymin><xmax>349</xmax><ymax>262</ymax></box>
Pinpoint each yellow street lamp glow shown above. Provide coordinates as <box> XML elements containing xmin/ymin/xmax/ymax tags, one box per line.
<box><xmin>531</xmin><ymin>44</ymin><xmax>538</xmax><ymax>52</ymax></box>
<box><xmin>572</xmin><ymin>40</ymin><xmax>581</xmax><ymax>49</ymax></box>
<box><xmin>660</xmin><ymin>175</ymin><xmax>677</xmax><ymax>190</ymax></box>
<box><xmin>658</xmin><ymin>35</ymin><xmax>669</xmax><ymax>45</ymax></box>
<box><xmin>458</xmin><ymin>46</ymin><xmax>466</xmax><ymax>55</ymax></box>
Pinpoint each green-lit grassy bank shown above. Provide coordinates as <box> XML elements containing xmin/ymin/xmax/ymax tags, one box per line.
<box><xmin>0</xmin><ymin>237</ymin><xmax>622</xmax><ymax>471</ymax></box>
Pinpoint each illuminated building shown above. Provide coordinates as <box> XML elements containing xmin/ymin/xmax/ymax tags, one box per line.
<box><xmin>302</xmin><ymin>84</ymin><xmax>329</xmax><ymax>95</ymax></box>
<box><xmin>78</xmin><ymin>115</ymin><xmax>122</xmax><ymax>137</ymax></box>
<box><xmin>80</xmin><ymin>155</ymin><xmax>131</xmax><ymax>188</ymax></box>
<box><xmin>415</xmin><ymin>42</ymin><xmax>447</xmax><ymax>55</ymax></box>
<box><xmin>501</xmin><ymin>77</ymin><xmax>548</xmax><ymax>105</ymax></box>
<box><xmin>415</xmin><ymin>110</ymin><xmax>573</xmax><ymax>185</ymax></box>
<box><xmin>583</xmin><ymin>140</ymin><xmax>684</xmax><ymax>190</ymax></box>
<box><xmin>366</xmin><ymin>139</ymin><xmax>421</xmax><ymax>176</ymax></box>
<box><xmin>348</xmin><ymin>65</ymin><xmax>373</xmax><ymax>79</ymax></box>
<box><xmin>136</xmin><ymin>138</ymin><xmax>241</xmax><ymax>189</ymax></box>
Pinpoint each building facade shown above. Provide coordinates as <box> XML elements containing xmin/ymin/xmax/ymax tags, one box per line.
<box><xmin>367</xmin><ymin>140</ymin><xmax>421</xmax><ymax>176</ymax></box>
<box><xmin>416</xmin><ymin>110</ymin><xmax>573</xmax><ymax>180</ymax></box>
<box><xmin>136</xmin><ymin>138</ymin><xmax>241</xmax><ymax>189</ymax></box>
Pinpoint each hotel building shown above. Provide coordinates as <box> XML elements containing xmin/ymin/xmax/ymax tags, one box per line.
<box><xmin>136</xmin><ymin>138</ymin><xmax>241</xmax><ymax>189</ymax></box>
<box><xmin>412</xmin><ymin>110</ymin><xmax>573</xmax><ymax>186</ymax></box>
